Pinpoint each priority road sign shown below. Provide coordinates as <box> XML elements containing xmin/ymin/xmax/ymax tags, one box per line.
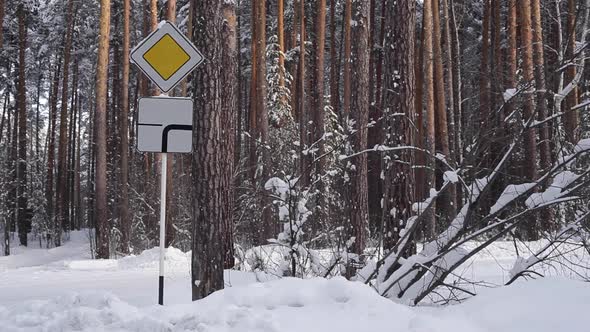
<box><xmin>130</xmin><ymin>21</ymin><xmax>204</xmax><ymax>307</ymax></box>
<box><xmin>130</xmin><ymin>21</ymin><xmax>203</xmax><ymax>93</ymax></box>
<box><xmin>137</xmin><ymin>97</ymin><xmax>193</xmax><ymax>153</ymax></box>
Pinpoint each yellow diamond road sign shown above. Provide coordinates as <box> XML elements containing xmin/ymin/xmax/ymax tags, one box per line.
<box><xmin>143</xmin><ymin>34</ymin><xmax>190</xmax><ymax>80</ymax></box>
<box><xmin>131</xmin><ymin>21</ymin><xmax>204</xmax><ymax>93</ymax></box>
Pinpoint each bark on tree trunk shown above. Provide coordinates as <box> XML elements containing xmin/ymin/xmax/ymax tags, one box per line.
<box><xmin>254</xmin><ymin>0</ymin><xmax>272</xmax><ymax>244</ymax></box>
<box><xmin>191</xmin><ymin>0</ymin><xmax>234</xmax><ymax>300</ymax></box>
<box><xmin>0</xmin><ymin>0</ymin><xmax>4</xmax><ymax>49</ymax></box>
<box><xmin>17</xmin><ymin>5</ymin><xmax>29</xmax><ymax>246</ymax></box>
<box><xmin>367</xmin><ymin>0</ymin><xmax>386</xmax><ymax>235</ymax></box>
<box><xmin>298</xmin><ymin>0</ymin><xmax>308</xmax><ymax>188</ymax></box>
<box><xmin>329</xmin><ymin>0</ymin><xmax>339</xmax><ymax>114</ymax></box>
<box><xmin>531</xmin><ymin>0</ymin><xmax>551</xmax><ymax>172</ymax></box>
<box><xmin>74</xmin><ymin>90</ymin><xmax>82</xmax><ymax>230</ymax></box>
<box><xmin>442</xmin><ymin>0</ymin><xmax>456</xmax><ymax>167</ymax></box>
<box><xmin>0</xmin><ymin>91</ymin><xmax>8</xmax><ymax>145</ymax></box>
<box><xmin>221</xmin><ymin>0</ymin><xmax>238</xmax><ymax>268</ymax></box>
<box><xmin>248</xmin><ymin>0</ymin><xmax>258</xmax><ymax>190</ymax></box>
<box><xmin>449</xmin><ymin>0</ymin><xmax>463</xmax><ymax>207</ymax></box>
<box><xmin>564</xmin><ymin>0</ymin><xmax>579</xmax><ymax>143</ymax></box>
<box><xmin>311</xmin><ymin>0</ymin><xmax>327</xmax><ymax>225</ymax></box>
<box><xmin>415</xmin><ymin>6</ymin><xmax>425</xmax><ymax>204</ymax></box>
<box><xmin>343</xmin><ymin>0</ymin><xmax>352</xmax><ymax>120</ymax></box>
<box><xmin>56</xmin><ymin>0</ymin><xmax>76</xmax><ymax>246</ymax></box>
<box><xmin>505</xmin><ymin>0</ymin><xmax>517</xmax><ymax>121</ymax></box>
<box><xmin>278</xmin><ymin>0</ymin><xmax>286</xmax><ymax>94</ymax></box>
<box><xmin>382</xmin><ymin>0</ymin><xmax>416</xmax><ymax>251</ymax></box>
<box><xmin>67</xmin><ymin>61</ymin><xmax>79</xmax><ymax>231</ymax></box>
<box><xmin>433</xmin><ymin>0</ymin><xmax>456</xmax><ymax>227</ymax></box>
<box><xmin>347</xmin><ymin>0</ymin><xmax>370</xmax><ymax>275</ymax></box>
<box><xmin>520</xmin><ymin>0</ymin><xmax>539</xmax><ymax>240</ymax></box>
<box><xmin>46</xmin><ymin>58</ymin><xmax>61</xmax><ymax>246</ymax></box>
<box><xmin>4</xmin><ymin>87</ymin><xmax>11</xmax><ymax>255</ymax></box>
<box><xmin>120</xmin><ymin>0</ymin><xmax>131</xmax><ymax>254</ymax></box>
<box><xmin>95</xmin><ymin>0</ymin><xmax>111</xmax><ymax>259</ymax></box>
<box><xmin>479</xmin><ymin>0</ymin><xmax>491</xmax><ymax>161</ymax></box>
<box><xmin>423</xmin><ymin>0</ymin><xmax>437</xmax><ymax>239</ymax></box>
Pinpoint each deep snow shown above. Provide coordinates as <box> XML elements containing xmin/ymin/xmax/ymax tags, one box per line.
<box><xmin>1</xmin><ymin>231</ymin><xmax>589</xmax><ymax>332</ymax></box>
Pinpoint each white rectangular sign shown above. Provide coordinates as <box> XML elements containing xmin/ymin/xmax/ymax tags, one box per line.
<box><xmin>137</xmin><ymin>97</ymin><xmax>193</xmax><ymax>153</ymax></box>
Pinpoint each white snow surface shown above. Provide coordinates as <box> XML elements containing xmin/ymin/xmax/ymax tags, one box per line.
<box><xmin>1</xmin><ymin>231</ymin><xmax>589</xmax><ymax>332</ymax></box>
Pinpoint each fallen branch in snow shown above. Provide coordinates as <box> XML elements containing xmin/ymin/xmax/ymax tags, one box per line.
<box><xmin>358</xmin><ymin>115</ymin><xmax>590</xmax><ymax>304</ymax></box>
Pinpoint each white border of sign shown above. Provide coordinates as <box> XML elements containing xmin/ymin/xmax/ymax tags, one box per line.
<box><xmin>130</xmin><ymin>21</ymin><xmax>204</xmax><ymax>93</ymax></box>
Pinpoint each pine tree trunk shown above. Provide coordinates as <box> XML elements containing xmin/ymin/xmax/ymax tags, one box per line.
<box><xmin>191</xmin><ymin>0</ymin><xmax>233</xmax><ymax>300</ymax></box>
<box><xmin>347</xmin><ymin>0</ymin><xmax>370</xmax><ymax>274</ymax></box>
<box><xmin>278</xmin><ymin>0</ymin><xmax>285</xmax><ymax>93</ymax></box>
<box><xmin>34</xmin><ymin>62</ymin><xmax>42</xmax><ymax>172</ymax></box>
<box><xmin>415</xmin><ymin>7</ymin><xmax>426</xmax><ymax>203</ymax></box>
<box><xmin>367</xmin><ymin>0</ymin><xmax>386</xmax><ymax>235</ymax></box>
<box><xmin>256</xmin><ymin>0</ymin><xmax>272</xmax><ymax>244</ymax></box>
<box><xmin>0</xmin><ymin>91</ymin><xmax>8</xmax><ymax>145</ymax></box>
<box><xmin>95</xmin><ymin>0</ymin><xmax>111</xmax><ymax>259</ymax></box>
<box><xmin>531</xmin><ymin>0</ymin><xmax>551</xmax><ymax>171</ymax></box>
<box><xmin>56</xmin><ymin>0</ymin><xmax>75</xmax><ymax>246</ymax></box>
<box><xmin>564</xmin><ymin>0</ymin><xmax>579</xmax><ymax>143</ymax></box>
<box><xmin>505</xmin><ymin>0</ymin><xmax>517</xmax><ymax>116</ymax></box>
<box><xmin>181</xmin><ymin>0</ymin><xmax>194</xmax><ymax>96</ymax></box>
<box><xmin>221</xmin><ymin>0</ymin><xmax>238</xmax><ymax>268</ymax></box>
<box><xmin>479</xmin><ymin>0</ymin><xmax>491</xmax><ymax>147</ymax></box>
<box><xmin>234</xmin><ymin>0</ymin><xmax>242</xmax><ymax>173</ymax></box>
<box><xmin>520</xmin><ymin>0</ymin><xmax>539</xmax><ymax>240</ymax></box>
<box><xmin>382</xmin><ymin>0</ymin><xmax>416</xmax><ymax>251</ymax></box>
<box><xmin>311</xmin><ymin>0</ymin><xmax>327</xmax><ymax>224</ymax></box>
<box><xmin>297</xmin><ymin>0</ymin><xmax>311</xmax><ymax>190</ymax></box>
<box><xmin>4</xmin><ymin>86</ymin><xmax>11</xmax><ymax>254</ymax></box>
<box><xmin>433</xmin><ymin>0</ymin><xmax>456</xmax><ymax>226</ymax></box>
<box><xmin>423</xmin><ymin>0</ymin><xmax>436</xmax><ymax>239</ymax></box>
<box><xmin>74</xmin><ymin>92</ymin><xmax>82</xmax><ymax>230</ymax></box>
<box><xmin>167</xmin><ymin>0</ymin><xmax>176</xmax><ymax>20</ymax></box>
<box><xmin>10</xmin><ymin>81</ymin><xmax>18</xmax><ymax>234</ymax></box>
<box><xmin>491</xmin><ymin>0</ymin><xmax>503</xmax><ymax>107</ymax></box>
<box><xmin>87</xmin><ymin>103</ymin><xmax>96</xmax><ymax>238</ymax></box>
<box><xmin>342</xmin><ymin>0</ymin><xmax>352</xmax><ymax>121</ymax></box>
<box><xmin>0</xmin><ymin>0</ymin><xmax>4</xmax><ymax>49</ymax></box>
<box><xmin>298</xmin><ymin>0</ymin><xmax>308</xmax><ymax>187</ymax></box>
<box><xmin>442</xmin><ymin>0</ymin><xmax>456</xmax><ymax>166</ymax></box>
<box><xmin>329</xmin><ymin>0</ymin><xmax>339</xmax><ymax>114</ymax></box>
<box><xmin>248</xmin><ymin>0</ymin><xmax>258</xmax><ymax>189</ymax></box>
<box><xmin>291</xmin><ymin>0</ymin><xmax>300</xmax><ymax>120</ymax></box>
<box><xmin>119</xmin><ymin>0</ymin><xmax>131</xmax><ymax>254</ymax></box>
<box><xmin>46</xmin><ymin>59</ymin><xmax>61</xmax><ymax>245</ymax></box>
<box><xmin>67</xmin><ymin>61</ymin><xmax>79</xmax><ymax>231</ymax></box>
<box><xmin>449</xmin><ymin>0</ymin><xmax>463</xmax><ymax>207</ymax></box>
<box><xmin>17</xmin><ymin>5</ymin><xmax>29</xmax><ymax>246</ymax></box>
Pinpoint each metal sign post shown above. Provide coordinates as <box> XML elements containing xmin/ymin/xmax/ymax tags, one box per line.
<box><xmin>158</xmin><ymin>153</ymin><xmax>167</xmax><ymax>305</ymax></box>
<box><xmin>130</xmin><ymin>20</ymin><xmax>204</xmax><ymax>306</ymax></box>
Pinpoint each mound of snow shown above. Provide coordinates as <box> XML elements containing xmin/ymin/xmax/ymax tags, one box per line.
<box><xmin>2</xmin><ymin>277</ymin><xmax>587</xmax><ymax>332</ymax></box>
<box><xmin>118</xmin><ymin>247</ymin><xmax>189</xmax><ymax>271</ymax></box>
<box><xmin>64</xmin><ymin>259</ymin><xmax>118</xmax><ymax>270</ymax></box>
<box><xmin>0</xmin><ymin>230</ymin><xmax>93</xmax><ymax>272</ymax></box>
<box><xmin>443</xmin><ymin>277</ymin><xmax>590</xmax><ymax>332</ymax></box>
<box><xmin>0</xmin><ymin>292</ymin><xmax>171</xmax><ymax>332</ymax></box>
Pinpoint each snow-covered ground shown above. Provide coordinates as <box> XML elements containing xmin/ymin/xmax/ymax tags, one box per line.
<box><xmin>1</xmin><ymin>231</ymin><xmax>589</xmax><ymax>331</ymax></box>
